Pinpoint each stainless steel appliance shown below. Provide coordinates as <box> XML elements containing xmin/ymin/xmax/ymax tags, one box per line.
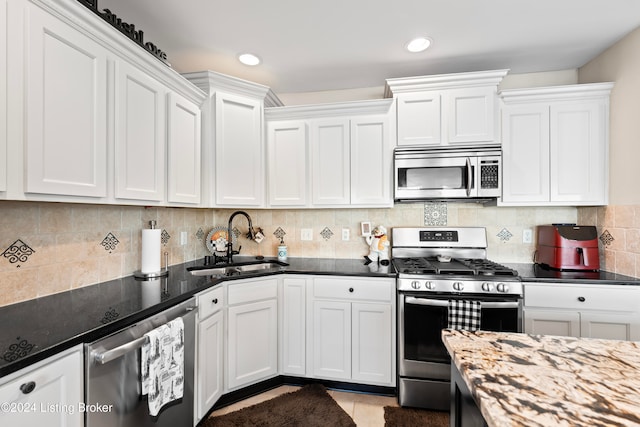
<box><xmin>85</xmin><ymin>298</ymin><xmax>197</xmax><ymax>427</ymax></box>
<box><xmin>535</xmin><ymin>224</ymin><xmax>600</xmax><ymax>271</ymax></box>
<box><xmin>392</xmin><ymin>227</ymin><xmax>522</xmax><ymax>411</ymax></box>
<box><xmin>394</xmin><ymin>144</ymin><xmax>501</xmax><ymax>202</ymax></box>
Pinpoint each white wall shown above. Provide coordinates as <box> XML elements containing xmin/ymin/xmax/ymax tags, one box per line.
<box><xmin>579</xmin><ymin>26</ymin><xmax>640</xmax><ymax>205</ymax></box>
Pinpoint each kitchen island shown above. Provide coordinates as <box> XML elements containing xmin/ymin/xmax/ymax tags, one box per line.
<box><xmin>442</xmin><ymin>329</ymin><xmax>640</xmax><ymax>427</ymax></box>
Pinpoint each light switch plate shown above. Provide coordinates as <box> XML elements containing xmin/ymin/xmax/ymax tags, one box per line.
<box><xmin>180</xmin><ymin>231</ymin><xmax>188</xmax><ymax>245</ymax></box>
<box><xmin>301</xmin><ymin>229</ymin><xmax>313</xmax><ymax>241</ymax></box>
<box><xmin>342</xmin><ymin>228</ymin><xmax>350</xmax><ymax>241</ymax></box>
<box><xmin>522</xmin><ymin>229</ymin><xmax>533</xmax><ymax>244</ymax></box>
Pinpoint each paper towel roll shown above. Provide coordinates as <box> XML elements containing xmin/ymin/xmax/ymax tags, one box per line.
<box><xmin>141</xmin><ymin>229</ymin><xmax>162</xmax><ymax>273</ymax></box>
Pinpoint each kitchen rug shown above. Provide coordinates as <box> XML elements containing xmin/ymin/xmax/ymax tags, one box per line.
<box><xmin>201</xmin><ymin>383</ymin><xmax>355</xmax><ymax>427</ymax></box>
<box><xmin>384</xmin><ymin>405</ymin><xmax>449</xmax><ymax>427</ymax></box>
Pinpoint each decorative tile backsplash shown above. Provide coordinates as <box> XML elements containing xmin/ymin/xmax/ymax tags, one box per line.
<box><xmin>0</xmin><ymin>200</ymin><xmax>584</xmax><ymax>307</ymax></box>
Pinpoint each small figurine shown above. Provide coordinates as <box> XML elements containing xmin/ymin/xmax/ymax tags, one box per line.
<box><xmin>364</xmin><ymin>225</ymin><xmax>390</xmax><ymax>266</ymax></box>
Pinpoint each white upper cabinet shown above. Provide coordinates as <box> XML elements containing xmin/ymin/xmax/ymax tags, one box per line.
<box><xmin>24</xmin><ymin>3</ymin><xmax>108</xmax><ymax>197</ymax></box>
<box><xmin>386</xmin><ymin>70</ymin><xmax>507</xmax><ymax>146</ymax></box>
<box><xmin>184</xmin><ymin>71</ymin><xmax>282</xmax><ymax>207</ymax></box>
<box><xmin>265</xmin><ymin>99</ymin><xmax>395</xmax><ymax>208</ymax></box>
<box><xmin>167</xmin><ymin>92</ymin><xmax>201</xmax><ymax>204</ymax></box>
<box><xmin>215</xmin><ymin>92</ymin><xmax>264</xmax><ymax>206</ymax></box>
<box><xmin>500</xmin><ymin>83</ymin><xmax>613</xmax><ymax>206</ymax></box>
<box><xmin>267</xmin><ymin>120</ymin><xmax>308</xmax><ymax>206</ymax></box>
<box><xmin>311</xmin><ymin>118</ymin><xmax>351</xmax><ymax>205</ymax></box>
<box><xmin>114</xmin><ymin>60</ymin><xmax>166</xmax><ymax>202</ymax></box>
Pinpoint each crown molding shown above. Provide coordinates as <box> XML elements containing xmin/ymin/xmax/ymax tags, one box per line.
<box><xmin>384</xmin><ymin>69</ymin><xmax>510</xmax><ymax>97</ymax></box>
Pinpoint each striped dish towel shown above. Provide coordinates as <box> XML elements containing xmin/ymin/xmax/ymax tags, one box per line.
<box><xmin>447</xmin><ymin>300</ymin><xmax>481</xmax><ymax>331</ymax></box>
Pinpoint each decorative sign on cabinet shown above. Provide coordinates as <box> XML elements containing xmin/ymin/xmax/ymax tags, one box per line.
<box><xmin>500</xmin><ymin>83</ymin><xmax>613</xmax><ymax>206</ymax></box>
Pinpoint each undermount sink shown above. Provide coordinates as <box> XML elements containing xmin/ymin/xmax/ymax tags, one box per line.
<box><xmin>187</xmin><ymin>261</ymin><xmax>288</xmax><ymax>277</ymax></box>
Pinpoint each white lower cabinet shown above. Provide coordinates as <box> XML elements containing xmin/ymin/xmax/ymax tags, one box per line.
<box><xmin>524</xmin><ymin>283</ymin><xmax>640</xmax><ymax>340</ymax></box>
<box><xmin>308</xmin><ymin>276</ymin><xmax>395</xmax><ymax>386</ymax></box>
<box><xmin>195</xmin><ymin>286</ymin><xmax>224</xmax><ymax>424</ymax></box>
<box><xmin>226</xmin><ymin>278</ymin><xmax>278</xmax><ymax>390</ymax></box>
<box><xmin>280</xmin><ymin>277</ymin><xmax>307</xmax><ymax>376</ymax></box>
<box><xmin>0</xmin><ymin>345</ymin><xmax>83</xmax><ymax>427</ymax></box>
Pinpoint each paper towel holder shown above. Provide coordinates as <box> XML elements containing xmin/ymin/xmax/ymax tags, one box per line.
<box><xmin>134</xmin><ymin>222</ymin><xmax>169</xmax><ymax>280</ymax></box>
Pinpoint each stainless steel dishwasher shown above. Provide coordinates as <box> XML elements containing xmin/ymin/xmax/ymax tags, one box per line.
<box><xmin>85</xmin><ymin>298</ymin><xmax>197</xmax><ymax>427</ymax></box>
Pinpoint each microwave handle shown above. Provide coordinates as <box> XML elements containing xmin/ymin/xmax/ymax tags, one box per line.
<box><xmin>465</xmin><ymin>157</ymin><xmax>472</xmax><ymax>196</ymax></box>
<box><xmin>405</xmin><ymin>296</ymin><xmax>520</xmax><ymax>310</ymax></box>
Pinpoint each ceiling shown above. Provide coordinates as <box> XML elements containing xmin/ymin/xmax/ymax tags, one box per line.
<box><xmin>100</xmin><ymin>0</ymin><xmax>640</xmax><ymax>94</ymax></box>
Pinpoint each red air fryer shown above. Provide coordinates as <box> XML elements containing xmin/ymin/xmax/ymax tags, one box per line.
<box><xmin>536</xmin><ymin>224</ymin><xmax>600</xmax><ymax>271</ymax></box>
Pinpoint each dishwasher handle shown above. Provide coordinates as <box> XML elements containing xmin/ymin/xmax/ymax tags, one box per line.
<box><xmin>92</xmin><ymin>303</ymin><xmax>197</xmax><ymax>365</ymax></box>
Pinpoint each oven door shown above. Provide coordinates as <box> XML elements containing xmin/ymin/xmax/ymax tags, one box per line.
<box><xmin>395</xmin><ymin>155</ymin><xmax>478</xmax><ymax>200</ymax></box>
<box><xmin>398</xmin><ymin>292</ymin><xmax>522</xmax><ymax>379</ymax></box>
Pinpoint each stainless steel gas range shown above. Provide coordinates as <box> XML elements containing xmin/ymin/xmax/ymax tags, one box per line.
<box><xmin>392</xmin><ymin>227</ymin><xmax>523</xmax><ymax>411</ymax></box>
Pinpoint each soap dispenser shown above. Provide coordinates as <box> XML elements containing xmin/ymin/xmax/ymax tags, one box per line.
<box><xmin>277</xmin><ymin>238</ymin><xmax>288</xmax><ymax>262</ymax></box>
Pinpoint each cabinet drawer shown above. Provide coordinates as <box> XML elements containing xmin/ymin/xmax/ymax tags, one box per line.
<box><xmin>198</xmin><ymin>286</ymin><xmax>224</xmax><ymax>320</ymax></box>
<box><xmin>525</xmin><ymin>284</ymin><xmax>640</xmax><ymax>312</ymax></box>
<box><xmin>228</xmin><ymin>278</ymin><xmax>278</xmax><ymax>305</ymax></box>
<box><xmin>313</xmin><ymin>278</ymin><xmax>393</xmax><ymax>302</ymax></box>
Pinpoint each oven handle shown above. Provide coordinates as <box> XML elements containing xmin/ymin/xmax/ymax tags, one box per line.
<box><xmin>405</xmin><ymin>296</ymin><xmax>520</xmax><ymax>310</ymax></box>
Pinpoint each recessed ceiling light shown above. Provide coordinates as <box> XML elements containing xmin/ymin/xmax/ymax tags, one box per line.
<box><xmin>238</xmin><ymin>53</ymin><xmax>261</xmax><ymax>66</ymax></box>
<box><xmin>405</xmin><ymin>37</ymin><xmax>432</xmax><ymax>53</ymax></box>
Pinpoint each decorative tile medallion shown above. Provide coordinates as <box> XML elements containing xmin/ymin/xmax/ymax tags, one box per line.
<box><xmin>273</xmin><ymin>227</ymin><xmax>286</xmax><ymax>240</ymax></box>
<box><xmin>2</xmin><ymin>337</ymin><xmax>35</xmax><ymax>362</ymax></box>
<box><xmin>100</xmin><ymin>308</ymin><xmax>120</xmax><ymax>324</ymax></box>
<box><xmin>424</xmin><ymin>202</ymin><xmax>447</xmax><ymax>226</ymax></box>
<box><xmin>196</xmin><ymin>228</ymin><xmax>205</xmax><ymax>241</ymax></box>
<box><xmin>1</xmin><ymin>239</ymin><xmax>35</xmax><ymax>268</ymax></box>
<box><xmin>161</xmin><ymin>229</ymin><xmax>171</xmax><ymax>246</ymax></box>
<box><xmin>320</xmin><ymin>227</ymin><xmax>334</xmax><ymax>241</ymax></box>
<box><xmin>100</xmin><ymin>232</ymin><xmax>119</xmax><ymax>253</ymax></box>
<box><xmin>497</xmin><ymin>228</ymin><xmax>513</xmax><ymax>242</ymax></box>
<box><xmin>231</xmin><ymin>227</ymin><xmax>241</xmax><ymax>240</ymax></box>
<box><xmin>600</xmin><ymin>230</ymin><xmax>614</xmax><ymax>247</ymax></box>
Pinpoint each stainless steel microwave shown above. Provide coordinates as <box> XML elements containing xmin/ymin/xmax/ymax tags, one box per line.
<box><xmin>394</xmin><ymin>144</ymin><xmax>501</xmax><ymax>202</ymax></box>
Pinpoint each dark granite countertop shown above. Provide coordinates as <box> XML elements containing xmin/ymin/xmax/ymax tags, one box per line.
<box><xmin>506</xmin><ymin>263</ymin><xmax>640</xmax><ymax>285</ymax></box>
<box><xmin>0</xmin><ymin>257</ymin><xmax>395</xmax><ymax>378</ymax></box>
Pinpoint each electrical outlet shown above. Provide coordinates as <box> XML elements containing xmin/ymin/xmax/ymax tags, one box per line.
<box><xmin>342</xmin><ymin>228</ymin><xmax>350</xmax><ymax>241</ymax></box>
<box><xmin>180</xmin><ymin>231</ymin><xmax>188</xmax><ymax>245</ymax></box>
<box><xmin>301</xmin><ymin>228</ymin><xmax>313</xmax><ymax>241</ymax></box>
<box><xmin>522</xmin><ymin>229</ymin><xmax>533</xmax><ymax>244</ymax></box>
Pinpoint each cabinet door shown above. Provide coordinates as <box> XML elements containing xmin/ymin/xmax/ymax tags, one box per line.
<box><xmin>396</xmin><ymin>92</ymin><xmax>441</xmax><ymax>146</ymax></box>
<box><xmin>523</xmin><ymin>308</ymin><xmax>580</xmax><ymax>337</ymax></box>
<box><xmin>0</xmin><ymin>347</ymin><xmax>83</xmax><ymax>426</ymax></box>
<box><xmin>281</xmin><ymin>278</ymin><xmax>306</xmax><ymax>376</ymax></box>
<box><xmin>0</xmin><ymin>0</ymin><xmax>6</xmax><ymax>193</ymax></box>
<box><xmin>580</xmin><ymin>312</ymin><xmax>640</xmax><ymax>341</ymax></box>
<box><xmin>312</xmin><ymin>300</ymin><xmax>351</xmax><ymax>380</ymax></box>
<box><xmin>501</xmin><ymin>104</ymin><xmax>550</xmax><ymax>203</ymax></box>
<box><xmin>267</xmin><ymin>120</ymin><xmax>308</xmax><ymax>206</ymax></box>
<box><xmin>114</xmin><ymin>60</ymin><xmax>166</xmax><ymax>202</ymax></box>
<box><xmin>447</xmin><ymin>87</ymin><xmax>496</xmax><ymax>144</ymax></box>
<box><xmin>310</xmin><ymin>118</ymin><xmax>350</xmax><ymax>205</ymax></box>
<box><xmin>350</xmin><ymin>115</ymin><xmax>392</xmax><ymax>206</ymax></box>
<box><xmin>550</xmin><ymin>101</ymin><xmax>606</xmax><ymax>204</ymax></box>
<box><xmin>25</xmin><ymin>4</ymin><xmax>107</xmax><ymax>197</ymax></box>
<box><xmin>215</xmin><ymin>92</ymin><xmax>263</xmax><ymax>206</ymax></box>
<box><xmin>227</xmin><ymin>299</ymin><xmax>278</xmax><ymax>389</ymax></box>
<box><xmin>167</xmin><ymin>92</ymin><xmax>201</xmax><ymax>204</ymax></box>
<box><xmin>352</xmin><ymin>302</ymin><xmax>392</xmax><ymax>384</ymax></box>
<box><xmin>196</xmin><ymin>310</ymin><xmax>223</xmax><ymax>422</ymax></box>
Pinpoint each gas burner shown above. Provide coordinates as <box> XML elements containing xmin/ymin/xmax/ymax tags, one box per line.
<box><xmin>457</xmin><ymin>258</ymin><xmax>518</xmax><ymax>276</ymax></box>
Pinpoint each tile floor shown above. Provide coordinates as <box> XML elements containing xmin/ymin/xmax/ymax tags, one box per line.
<box><xmin>208</xmin><ymin>385</ymin><xmax>400</xmax><ymax>426</ymax></box>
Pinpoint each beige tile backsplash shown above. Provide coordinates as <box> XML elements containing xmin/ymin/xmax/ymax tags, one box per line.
<box><xmin>0</xmin><ymin>200</ymin><xmax>599</xmax><ymax>307</ymax></box>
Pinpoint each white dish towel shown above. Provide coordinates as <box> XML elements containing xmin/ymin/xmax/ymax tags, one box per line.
<box><xmin>141</xmin><ymin>317</ymin><xmax>185</xmax><ymax>417</ymax></box>
<box><xmin>447</xmin><ymin>300</ymin><xmax>481</xmax><ymax>331</ymax></box>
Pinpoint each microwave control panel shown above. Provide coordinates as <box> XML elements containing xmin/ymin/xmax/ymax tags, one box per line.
<box><xmin>480</xmin><ymin>159</ymin><xmax>500</xmax><ymax>189</ymax></box>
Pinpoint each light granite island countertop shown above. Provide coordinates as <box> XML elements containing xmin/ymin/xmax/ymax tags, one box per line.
<box><xmin>442</xmin><ymin>329</ymin><xmax>640</xmax><ymax>427</ymax></box>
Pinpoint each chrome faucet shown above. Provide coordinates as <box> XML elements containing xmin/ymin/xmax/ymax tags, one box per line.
<box><xmin>227</xmin><ymin>211</ymin><xmax>256</xmax><ymax>264</ymax></box>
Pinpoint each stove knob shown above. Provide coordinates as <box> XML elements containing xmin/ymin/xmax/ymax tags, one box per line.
<box><xmin>497</xmin><ymin>283</ymin><xmax>509</xmax><ymax>293</ymax></box>
<box><xmin>481</xmin><ymin>282</ymin><xmax>494</xmax><ymax>292</ymax></box>
<box><xmin>425</xmin><ymin>281</ymin><xmax>435</xmax><ymax>290</ymax></box>
<box><xmin>411</xmin><ymin>281</ymin><xmax>421</xmax><ymax>290</ymax></box>
<box><xmin>453</xmin><ymin>282</ymin><xmax>464</xmax><ymax>291</ymax></box>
